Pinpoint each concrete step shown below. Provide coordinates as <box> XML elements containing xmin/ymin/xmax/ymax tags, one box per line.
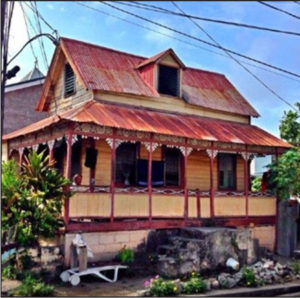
<box><xmin>170</xmin><ymin>236</ymin><xmax>204</xmax><ymax>243</ymax></box>
<box><xmin>157</xmin><ymin>244</ymin><xmax>177</xmax><ymax>254</ymax></box>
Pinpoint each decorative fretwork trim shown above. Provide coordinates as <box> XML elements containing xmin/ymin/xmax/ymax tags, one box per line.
<box><xmin>142</xmin><ymin>142</ymin><xmax>160</xmax><ymax>152</ymax></box>
<box><xmin>206</xmin><ymin>149</ymin><xmax>218</xmax><ymax>159</ymax></box>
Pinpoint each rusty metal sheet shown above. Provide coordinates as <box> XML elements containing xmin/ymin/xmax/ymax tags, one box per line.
<box><xmin>3</xmin><ymin>101</ymin><xmax>290</xmax><ymax>148</ymax></box>
<box><xmin>60</xmin><ymin>38</ymin><xmax>259</xmax><ymax>117</ymax></box>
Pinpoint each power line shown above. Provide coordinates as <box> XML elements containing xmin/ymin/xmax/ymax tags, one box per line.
<box><xmin>31</xmin><ymin>1</ymin><xmax>48</xmax><ymax>69</ymax></box>
<box><xmin>115</xmin><ymin>1</ymin><xmax>300</xmax><ymax>37</ymax></box>
<box><xmin>23</xmin><ymin>1</ymin><xmax>59</xmax><ymax>38</ymax></box>
<box><xmin>101</xmin><ymin>1</ymin><xmax>300</xmax><ymax>79</ymax></box>
<box><xmin>75</xmin><ymin>2</ymin><xmax>300</xmax><ymax>84</ymax></box>
<box><xmin>258</xmin><ymin>1</ymin><xmax>300</xmax><ymax>20</ymax></box>
<box><xmin>171</xmin><ymin>2</ymin><xmax>296</xmax><ymax>111</ymax></box>
<box><xmin>19</xmin><ymin>2</ymin><xmax>38</xmax><ymax>66</ymax></box>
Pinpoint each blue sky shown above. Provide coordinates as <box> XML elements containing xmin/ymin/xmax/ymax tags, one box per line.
<box><xmin>8</xmin><ymin>1</ymin><xmax>300</xmax><ymax>138</ymax></box>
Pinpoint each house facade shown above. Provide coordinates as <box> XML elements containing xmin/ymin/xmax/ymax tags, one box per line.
<box><xmin>3</xmin><ymin>38</ymin><xmax>291</xmax><ymax>262</ymax></box>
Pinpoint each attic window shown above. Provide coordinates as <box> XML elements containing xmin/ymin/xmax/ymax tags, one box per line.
<box><xmin>64</xmin><ymin>63</ymin><xmax>75</xmax><ymax>97</ymax></box>
<box><xmin>158</xmin><ymin>65</ymin><xmax>179</xmax><ymax>97</ymax></box>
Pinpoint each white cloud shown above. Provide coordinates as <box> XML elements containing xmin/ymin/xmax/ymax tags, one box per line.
<box><xmin>47</xmin><ymin>3</ymin><xmax>54</xmax><ymax>10</ymax></box>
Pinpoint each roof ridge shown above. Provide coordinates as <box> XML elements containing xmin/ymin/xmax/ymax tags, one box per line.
<box><xmin>60</xmin><ymin>36</ymin><xmax>146</xmax><ymax>60</ymax></box>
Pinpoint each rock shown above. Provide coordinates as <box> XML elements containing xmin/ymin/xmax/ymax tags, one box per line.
<box><xmin>137</xmin><ymin>289</ymin><xmax>150</xmax><ymax>297</ymax></box>
<box><xmin>263</xmin><ymin>260</ymin><xmax>274</xmax><ymax>269</ymax></box>
<box><xmin>218</xmin><ymin>273</ymin><xmax>238</xmax><ymax>289</ymax></box>
<box><xmin>211</xmin><ymin>279</ymin><xmax>220</xmax><ymax>289</ymax></box>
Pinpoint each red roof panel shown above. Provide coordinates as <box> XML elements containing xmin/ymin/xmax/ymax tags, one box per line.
<box><xmin>58</xmin><ymin>37</ymin><xmax>259</xmax><ymax>117</ymax></box>
<box><xmin>3</xmin><ymin>101</ymin><xmax>290</xmax><ymax>148</ymax></box>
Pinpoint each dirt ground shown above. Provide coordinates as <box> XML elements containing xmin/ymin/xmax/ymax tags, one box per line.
<box><xmin>54</xmin><ymin>275</ymin><xmax>150</xmax><ymax>297</ymax></box>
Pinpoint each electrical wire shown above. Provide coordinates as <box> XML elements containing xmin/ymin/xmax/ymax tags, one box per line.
<box><xmin>31</xmin><ymin>1</ymin><xmax>48</xmax><ymax>69</ymax></box>
<box><xmin>101</xmin><ymin>1</ymin><xmax>300</xmax><ymax>79</ymax></box>
<box><xmin>258</xmin><ymin>1</ymin><xmax>300</xmax><ymax>20</ymax></box>
<box><xmin>19</xmin><ymin>2</ymin><xmax>38</xmax><ymax>67</ymax></box>
<box><xmin>75</xmin><ymin>1</ymin><xmax>300</xmax><ymax>84</ymax></box>
<box><xmin>171</xmin><ymin>2</ymin><xmax>296</xmax><ymax>111</ymax></box>
<box><xmin>115</xmin><ymin>1</ymin><xmax>300</xmax><ymax>37</ymax></box>
<box><xmin>23</xmin><ymin>1</ymin><xmax>59</xmax><ymax>38</ymax></box>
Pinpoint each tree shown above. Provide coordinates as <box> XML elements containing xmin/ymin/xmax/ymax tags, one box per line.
<box><xmin>1</xmin><ymin>150</ymin><xmax>72</xmax><ymax>246</ymax></box>
<box><xmin>268</xmin><ymin>102</ymin><xmax>300</xmax><ymax>200</ymax></box>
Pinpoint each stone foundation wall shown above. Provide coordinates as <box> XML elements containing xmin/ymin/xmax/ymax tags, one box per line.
<box><xmin>250</xmin><ymin>225</ymin><xmax>275</xmax><ymax>252</ymax></box>
<box><xmin>64</xmin><ymin>230</ymin><xmax>152</xmax><ymax>266</ymax></box>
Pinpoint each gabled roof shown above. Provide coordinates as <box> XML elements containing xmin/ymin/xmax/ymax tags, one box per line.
<box><xmin>4</xmin><ymin>101</ymin><xmax>290</xmax><ymax>149</ymax></box>
<box><xmin>37</xmin><ymin>37</ymin><xmax>259</xmax><ymax>117</ymax></box>
<box><xmin>21</xmin><ymin>65</ymin><xmax>44</xmax><ymax>82</ymax></box>
<box><xmin>137</xmin><ymin>48</ymin><xmax>186</xmax><ymax>69</ymax></box>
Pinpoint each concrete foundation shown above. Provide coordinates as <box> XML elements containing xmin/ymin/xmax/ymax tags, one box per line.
<box><xmin>64</xmin><ymin>230</ymin><xmax>152</xmax><ymax>266</ymax></box>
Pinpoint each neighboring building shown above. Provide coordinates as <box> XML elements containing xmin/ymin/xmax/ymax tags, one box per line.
<box><xmin>2</xmin><ymin>66</ymin><xmax>46</xmax><ymax>161</ymax></box>
<box><xmin>3</xmin><ymin>37</ymin><xmax>291</xmax><ymax>264</ymax></box>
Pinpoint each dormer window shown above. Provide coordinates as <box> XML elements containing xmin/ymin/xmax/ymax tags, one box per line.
<box><xmin>158</xmin><ymin>65</ymin><xmax>179</xmax><ymax>97</ymax></box>
<box><xmin>64</xmin><ymin>63</ymin><xmax>75</xmax><ymax>97</ymax></box>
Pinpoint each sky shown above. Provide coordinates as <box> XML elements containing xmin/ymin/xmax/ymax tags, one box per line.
<box><xmin>7</xmin><ymin>1</ymin><xmax>300</xmax><ymax>138</ymax></box>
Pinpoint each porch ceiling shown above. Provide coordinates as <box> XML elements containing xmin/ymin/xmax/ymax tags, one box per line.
<box><xmin>3</xmin><ymin>101</ymin><xmax>291</xmax><ymax>148</ymax></box>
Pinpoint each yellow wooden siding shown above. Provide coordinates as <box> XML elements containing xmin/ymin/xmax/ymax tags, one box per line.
<box><xmin>188</xmin><ymin>196</ymin><xmax>197</xmax><ymax>218</ymax></box>
<box><xmin>200</xmin><ymin>197</ymin><xmax>211</xmax><ymax>218</ymax></box>
<box><xmin>236</xmin><ymin>155</ymin><xmax>244</xmax><ymax>191</ymax></box>
<box><xmin>2</xmin><ymin>142</ymin><xmax>8</xmax><ymax>162</ymax></box>
<box><xmin>139</xmin><ymin>143</ymin><xmax>162</xmax><ymax>161</ymax></box>
<box><xmin>114</xmin><ymin>194</ymin><xmax>148</xmax><ymax>217</ymax></box>
<box><xmin>160</xmin><ymin>55</ymin><xmax>181</xmax><ymax>68</ymax></box>
<box><xmin>95</xmin><ymin>139</ymin><xmax>111</xmax><ymax>186</ymax></box>
<box><xmin>215</xmin><ymin>197</ymin><xmax>246</xmax><ymax>216</ymax></box>
<box><xmin>95</xmin><ymin>92</ymin><xmax>249</xmax><ymax>124</ymax></box>
<box><xmin>248</xmin><ymin>197</ymin><xmax>276</xmax><ymax>216</ymax></box>
<box><xmin>187</xmin><ymin>150</ymin><xmax>211</xmax><ymax>190</ymax></box>
<box><xmin>152</xmin><ymin>195</ymin><xmax>184</xmax><ymax>217</ymax></box>
<box><xmin>49</xmin><ymin>57</ymin><xmax>93</xmax><ymax>115</ymax></box>
<box><xmin>69</xmin><ymin>193</ymin><xmax>110</xmax><ymax>217</ymax></box>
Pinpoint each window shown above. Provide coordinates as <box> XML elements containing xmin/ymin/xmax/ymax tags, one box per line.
<box><xmin>71</xmin><ymin>138</ymin><xmax>82</xmax><ymax>179</ymax></box>
<box><xmin>164</xmin><ymin>147</ymin><xmax>181</xmax><ymax>186</ymax></box>
<box><xmin>158</xmin><ymin>65</ymin><xmax>179</xmax><ymax>97</ymax></box>
<box><xmin>116</xmin><ymin>143</ymin><xmax>137</xmax><ymax>186</ymax></box>
<box><xmin>218</xmin><ymin>153</ymin><xmax>236</xmax><ymax>190</ymax></box>
<box><xmin>64</xmin><ymin>63</ymin><xmax>75</xmax><ymax>97</ymax></box>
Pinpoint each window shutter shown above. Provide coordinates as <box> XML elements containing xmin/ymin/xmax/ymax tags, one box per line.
<box><xmin>64</xmin><ymin>64</ymin><xmax>75</xmax><ymax>96</ymax></box>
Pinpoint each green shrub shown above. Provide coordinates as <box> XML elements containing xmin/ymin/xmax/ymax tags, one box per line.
<box><xmin>2</xmin><ymin>265</ymin><xmax>17</xmax><ymax>280</ymax></box>
<box><xmin>147</xmin><ymin>277</ymin><xmax>179</xmax><ymax>296</ymax></box>
<box><xmin>117</xmin><ymin>246</ymin><xmax>134</xmax><ymax>264</ymax></box>
<box><xmin>182</xmin><ymin>272</ymin><xmax>206</xmax><ymax>294</ymax></box>
<box><xmin>292</xmin><ymin>262</ymin><xmax>300</xmax><ymax>274</ymax></box>
<box><xmin>251</xmin><ymin>176</ymin><xmax>262</xmax><ymax>192</ymax></box>
<box><xmin>242</xmin><ymin>267</ymin><xmax>257</xmax><ymax>287</ymax></box>
<box><xmin>13</xmin><ymin>274</ymin><xmax>54</xmax><ymax>297</ymax></box>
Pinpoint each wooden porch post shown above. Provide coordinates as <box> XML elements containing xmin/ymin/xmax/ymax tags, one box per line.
<box><xmin>183</xmin><ymin>139</ymin><xmax>188</xmax><ymax>221</ymax></box>
<box><xmin>89</xmin><ymin>138</ymin><xmax>95</xmax><ymax>192</ymax></box>
<box><xmin>110</xmin><ymin>128</ymin><xmax>117</xmax><ymax>223</ymax></box>
<box><xmin>48</xmin><ymin>140</ymin><xmax>55</xmax><ymax>164</ymax></box>
<box><xmin>274</xmin><ymin>147</ymin><xmax>279</xmax><ymax>253</ymax></box>
<box><xmin>64</xmin><ymin>125</ymin><xmax>74</xmax><ymax>226</ymax></box>
<box><xmin>18</xmin><ymin>147</ymin><xmax>24</xmax><ymax>168</ymax></box>
<box><xmin>147</xmin><ymin>134</ymin><xmax>153</xmax><ymax>222</ymax></box>
<box><xmin>244</xmin><ymin>147</ymin><xmax>249</xmax><ymax>218</ymax></box>
<box><xmin>207</xmin><ymin>143</ymin><xmax>217</xmax><ymax>218</ymax></box>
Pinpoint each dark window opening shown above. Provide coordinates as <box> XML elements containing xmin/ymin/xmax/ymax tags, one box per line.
<box><xmin>158</xmin><ymin>65</ymin><xmax>179</xmax><ymax>97</ymax></box>
<box><xmin>71</xmin><ymin>138</ymin><xmax>82</xmax><ymax>179</ymax></box>
<box><xmin>116</xmin><ymin>143</ymin><xmax>137</xmax><ymax>186</ymax></box>
<box><xmin>37</xmin><ymin>144</ymin><xmax>49</xmax><ymax>160</ymax></box>
<box><xmin>136</xmin><ymin>159</ymin><xmax>164</xmax><ymax>187</ymax></box>
<box><xmin>53</xmin><ymin>139</ymin><xmax>66</xmax><ymax>175</ymax></box>
<box><xmin>165</xmin><ymin>147</ymin><xmax>181</xmax><ymax>186</ymax></box>
<box><xmin>218</xmin><ymin>153</ymin><xmax>236</xmax><ymax>190</ymax></box>
<box><xmin>64</xmin><ymin>63</ymin><xmax>75</xmax><ymax>97</ymax></box>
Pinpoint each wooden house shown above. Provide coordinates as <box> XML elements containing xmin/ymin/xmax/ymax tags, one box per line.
<box><xmin>3</xmin><ymin>37</ymin><xmax>291</xmax><ymax>261</ymax></box>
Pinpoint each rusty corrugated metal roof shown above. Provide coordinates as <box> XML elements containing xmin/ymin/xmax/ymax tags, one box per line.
<box><xmin>45</xmin><ymin>37</ymin><xmax>259</xmax><ymax>117</ymax></box>
<box><xmin>3</xmin><ymin>101</ymin><xmax>290</xmax><ymax>148</ymax></box>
